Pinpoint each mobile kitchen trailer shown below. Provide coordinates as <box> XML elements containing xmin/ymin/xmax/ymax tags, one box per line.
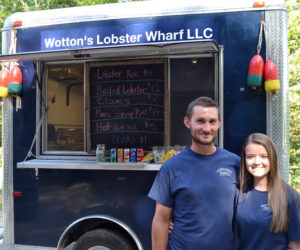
<box><xmin>0</xmin><ymin>0</ymin><xmax>289</xmax><ymax>249</ymax></box>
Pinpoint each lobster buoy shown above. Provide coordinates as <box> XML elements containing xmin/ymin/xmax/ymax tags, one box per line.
<box><xmin>8</xmin><ymin>64</ymin><xmax>22</xmax><ymax>95</ymax></box>
<box><xmin>0</xmin><ymin>67</ymin><xmax>9</xmax><ymax>98</ymax></box>
<box><xmin>264</xmin><ymin>59</ymin><xmax>280</xmax><ymax>93</ymax></box>
<box><xmin>247</xmin><ymin>54</ymin><xmax>264</xmax><ymax>89</ymax></box>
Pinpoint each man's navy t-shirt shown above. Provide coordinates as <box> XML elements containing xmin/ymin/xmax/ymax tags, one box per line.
<box><xmin>235</xmin><ymin>186</ymin><xmax>300</xmax><ymax>250</ymax></box>
<box><xmin>148</xmin><ymin>147</ymin><xmax>240</xmax><ymax>250</ymax></box>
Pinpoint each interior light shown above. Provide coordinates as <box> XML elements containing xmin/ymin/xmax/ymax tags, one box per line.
<box><xmin>191</xmin><ymin>59</ymin><xmax>198</xmax><ymax>64</ymax></box>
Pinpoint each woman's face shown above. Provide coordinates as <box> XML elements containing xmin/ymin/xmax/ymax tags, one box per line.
<box><xmin>245</xmin><ymin>143</ymin><xmax>270</xmax><ymax>182</ymax></box>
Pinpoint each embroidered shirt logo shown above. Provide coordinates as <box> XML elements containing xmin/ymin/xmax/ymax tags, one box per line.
<box><xmin>216</xmin><ymin>168</ymin><xmax>232</xmax><ymax>177</ymax></box>
<box><xmin>261</xmin><ymin>204</ymin><xmax>272</xmax><ymax>212</ymax></box>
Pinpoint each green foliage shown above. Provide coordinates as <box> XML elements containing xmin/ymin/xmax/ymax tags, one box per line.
<box><xmin>289</xmin><ymin>83</ymin><xmax>300</xmax><ymax>192</ymax></box>
<box><xmin>0</xmin><ymin>0</ymin><xmax>132</xmax><ymax>52</ymax></box>
<box><xmin>0</xmin><ymin>0</ymin><xmax>138</xmax><ymax>146</ymax></box>
<box><xmin>286</xmin><ymin>0</ymin><xmax>300</xmax><ymax>192</ymax></box>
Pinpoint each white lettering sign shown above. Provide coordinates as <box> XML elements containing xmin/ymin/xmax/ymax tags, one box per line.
<box><xmin>43</xmin><ymin>28</ymin><xmax>214</xmax><ymax>49</ymax></box>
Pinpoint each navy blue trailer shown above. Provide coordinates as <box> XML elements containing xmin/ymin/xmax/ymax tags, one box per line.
<box><xmin>0</xmin><ymin>0</ymin><xmax>289</xmax><ymax>249</ymax></box>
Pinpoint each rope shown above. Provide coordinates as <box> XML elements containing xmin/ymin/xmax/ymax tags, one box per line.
<box><xmin>23</xmin><ymin>107</ymin><xmax>47</xmax><ymax>162</ymax></box>
<box><xmin>8</xmin><ymin>26</ymin><xmax>23</xmax><ymax>111</ymax></box>
<box><xmin>262</xmin><ymin>21</ymin><xmax>271</xmax><ymax>61</ymax></box>
<box><xmin>257</xmin><ymin>15</ymin><xmax>271</xmax><ymax>61</ymax></box>
<box><xmin>257</xmin><ymin>20</ymin><xmax>264</xmax><ymax>55</ymax></box>
<box><xmin>16</xmin><ymin>96</ymin><xmax>22</xmax><ymax>111</ymax></box>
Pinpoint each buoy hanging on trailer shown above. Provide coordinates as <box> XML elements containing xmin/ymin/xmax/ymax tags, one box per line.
<box><xmin>247</xmin><ymin>17</ymin><xmax>265</xmax><ymax>89</ymax></box>
<box><xmin>264</xmin><ymin>59</ymin><xmax>280</xmax><ymax>93</ymax></box>
<box><xmin>8</xmin><ymin>64</ymin><xmax>22</xmax><ymax>95</ymax></box>
<box><xmin>0</xmin><ymin>67</ymin><xmax>10</xmax><ymax>98</ymax></box>
<box><xmin>247</xmin><ymin>54</ymin><xmax>264</xmax><ymax>89</ymax></box>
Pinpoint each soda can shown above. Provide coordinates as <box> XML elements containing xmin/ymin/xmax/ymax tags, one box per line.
<box><xmin>130</xmin><ymin>148</ymin><xmax>137</xmax><ymax>162</ymax></box>
<box><xmin>124</xmin><ymin>148</ymin><xmax>130</xmax><ymax>162</ymax></box>
<box><xmin>110</xmin><ymin>148</ymin><xmax>117</xmax><ymax>162</ymax></box>
<box><xmin>117</xmin><ymin>148</ymin><xmax>124</xmax><ymax>162</ymax></box>
<box><xmin>137</xmin><ymin>148</ymin><xmax>144</xmax><ymax>162</ymax></box>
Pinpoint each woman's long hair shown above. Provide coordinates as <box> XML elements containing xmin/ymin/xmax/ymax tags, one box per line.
<box><xmin>239</xmin><ymin>133</ymin><xmax>288</xmax><ymax>233</ymax></box>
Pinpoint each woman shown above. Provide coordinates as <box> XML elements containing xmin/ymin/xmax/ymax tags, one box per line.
<box><xmin>235</xmin><ymin>133</ymin><xmax>300</xmax><ymax>249</ymax></box>
<box><xmin>169</xmin><ymin>133</ymin><xmax>300</xmax><ymax>249</ymax></box>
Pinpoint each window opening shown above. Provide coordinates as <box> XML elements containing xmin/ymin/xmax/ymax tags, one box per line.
<box><xmin>46</xmin><ymin>63</ymin><xmax>84</xmax><ymax>151</ymax></box>
<box><xmin>170</xmin><ymin>57</ymin><xmax>216</xmax><ymax>146</ymax></box>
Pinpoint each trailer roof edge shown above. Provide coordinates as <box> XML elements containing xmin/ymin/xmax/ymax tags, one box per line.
<box><xmin>1</xmin><ymin>0</ymin><xmax>286</xmax><ymax>31</ymax></box>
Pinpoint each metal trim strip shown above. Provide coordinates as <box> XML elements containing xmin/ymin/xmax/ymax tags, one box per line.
<box><xmin>2</xmin><ymin>1</ymin><xmax>286</xmax><ymax>31</ymax></box>
<box><xmin>57</xmin><ymin>215</ymin><xmax>144</xmax><ymax>250</ymax></box>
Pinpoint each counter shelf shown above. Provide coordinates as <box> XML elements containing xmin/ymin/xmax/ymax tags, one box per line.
<box><xmin>17</xmin><ymin>159</ymin><xmax>161</xmax><ymax>171</ymax></box>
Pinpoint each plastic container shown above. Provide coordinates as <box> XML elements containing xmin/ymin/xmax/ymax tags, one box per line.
<box><xmin>152</xmin><ymin>146</ymin><xmax>186</xmax><ymax>163</ymax></box>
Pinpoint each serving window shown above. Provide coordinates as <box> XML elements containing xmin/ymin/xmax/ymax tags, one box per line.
<box><xmin>42</xmin><ymin>51</ymin><xmax>218</xmax><ymax>156</ymax></box>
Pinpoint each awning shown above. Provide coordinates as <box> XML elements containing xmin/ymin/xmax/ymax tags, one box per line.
<box><xmin>0</xmin><ymin>40</ymin><xmax>220</xmax><ymax>62</ymax></box>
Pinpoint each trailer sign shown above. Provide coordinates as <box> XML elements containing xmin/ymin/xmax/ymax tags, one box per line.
<box><xmin>40</xmin><ymin>17</ymin><xmax>216</xmax><ymax>51</ymax></box>
<box><xmin>43</xmin><ymin>28</ymin><xmax>214</xmax><ymax>49</ymax></box>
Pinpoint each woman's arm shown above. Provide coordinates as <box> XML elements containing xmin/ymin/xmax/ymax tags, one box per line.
<box><xmin>289</xmin><ymin>241</ymin><xmax>300</xmax><ymax>250</ymax></box>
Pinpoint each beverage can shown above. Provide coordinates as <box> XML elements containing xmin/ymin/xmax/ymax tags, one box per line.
<box><xmin>137</xmin><ymin>148</ymin><xmax>144</xmax><ymax>162</ymax></box>
<box><xmin>130</xmin><ymin>148</ymin><xmax>137</xmax><ymax>162</ymax></box>
<box><xmin>110</xmin><ymin>148</ymin><xmax>117</xmax><ymax>162</ymax></box>
<box><xmin>117</xmin><ymin>148</ymin><xmax>124</xmax><ymax>162</ymax></box>
<box><xmin>96</xmin><ymin>144</ymin><xmax>105</xmax><ymax>162</ymax></box>
<box><xmin>124</xmin><ymin>148</ymin><xmax>130</xmax><ymax>162</ymax></box>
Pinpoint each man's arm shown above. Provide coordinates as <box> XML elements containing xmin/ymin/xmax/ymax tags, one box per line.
<box><xmin>152</xmin><ymin>202</ymin><xmax>172</xmax><ymax>250</ymax></box>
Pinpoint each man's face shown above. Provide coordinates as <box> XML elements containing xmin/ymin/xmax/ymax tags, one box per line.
<box><xmin>184</xmin><ymin>105</ymin><xmax>221</xmax><ymax>146</ymax></box>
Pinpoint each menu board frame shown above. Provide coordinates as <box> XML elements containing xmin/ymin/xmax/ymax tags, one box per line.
<box><xmin>86</xmin><ymin>59</ymin><xmax>168</xmax><ymax>152</ymax></box>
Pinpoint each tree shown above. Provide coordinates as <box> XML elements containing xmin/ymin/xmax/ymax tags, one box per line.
<box><xmin>0</xmin><ymin>0</ymin><xmax>120</xmax><ymax>29</ymax></box>
<box><xmin>286</xmin><ymin>0</ymin><xmax>300</xmax><ymax>191</ymax></box>
<box><xmin>0</xmin><ymin>0</ymin><xmax>133</xmax><ymax>146</ymax></box>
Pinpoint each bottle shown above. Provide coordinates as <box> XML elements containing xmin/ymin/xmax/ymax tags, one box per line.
<box><xmin>96</xmin><ymin>144</ymin><xmax>105</xmax><ymax>162</ymax></box>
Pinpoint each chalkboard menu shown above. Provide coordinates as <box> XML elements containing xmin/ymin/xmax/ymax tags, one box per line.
<box><xmin>89</xmin><ymin>62</ymin><xmax>165</xmax><ymax>150</ymax></box>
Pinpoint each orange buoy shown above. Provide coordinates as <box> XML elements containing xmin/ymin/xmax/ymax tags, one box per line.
<box><xmin>8</xmin><ymin>64</ymin><xmax>22</xmax><ymax>94</ymax></box>
<box><xmin>247</xmin><ymin>54</ymin><xmax>264</xmax><ymax>89</ymax></box>
<box><xmin>0</xmin><ymin>67</ymin><xmax>9</xmax><ymax>98</ymax></box>
<box><xmin>264</xmin><ymin>59</ymin><xmax>280</xmax><ymax>93</ymax></box>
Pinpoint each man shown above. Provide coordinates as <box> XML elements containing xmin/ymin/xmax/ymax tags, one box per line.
<box><xmin>148</xmin><ymin>96</ymin><xmax>240</xmax><ymax>250</ymax></box>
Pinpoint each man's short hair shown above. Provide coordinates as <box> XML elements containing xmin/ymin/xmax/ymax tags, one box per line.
<box><xmin>185</xmin><ymin>96</ymin><xmax>220</xmax><ymax>120</ymax></box>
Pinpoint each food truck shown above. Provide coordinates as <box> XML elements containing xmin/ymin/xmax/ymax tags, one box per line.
<box><xmin>0</xmin><ymin>0</ymin><xmax>290</xmax><ymax>249</ymax></box>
